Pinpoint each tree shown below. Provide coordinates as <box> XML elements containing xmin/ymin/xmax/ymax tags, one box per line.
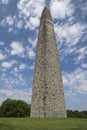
<box><xmin>67</xmin><ymin>110</ymin><xmax>87</xmax><ymax>118</ymax></box>
<box><xmin>0</xmin><ymin>105</ymin><xmax>2</xmax><ymax>117</ymax></box>
<box><xmin>80</xmin><ymin>111</ymin><xmax>87</xmax><ymax>118</ymax></box>
<box><xmin>0</xmin><ymin>98</ymin><xmax>30</xmax><ymax>117</ymax></box>
<box><xmin>67</xmin><ymin>110</ymin><xmax>74</xmax><ymax>117</ymax></box>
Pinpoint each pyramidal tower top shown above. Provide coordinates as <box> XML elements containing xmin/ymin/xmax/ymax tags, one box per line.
<box><xmin>41</xmin><ymin>6</ymin><xmax>52</xmax><ymax>21</ymax></box>
<box><xmin>30</xmin><ymin>7</ymin><xmax>67</xmax><ymax>118</ymax></box>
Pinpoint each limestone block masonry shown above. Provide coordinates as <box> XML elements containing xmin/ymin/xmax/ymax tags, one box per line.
<box><xmin>30</xmin><ymin>7</ymin><xmax>67</xmax><ymax>118</ymax></box>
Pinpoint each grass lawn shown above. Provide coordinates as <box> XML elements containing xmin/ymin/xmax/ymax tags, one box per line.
<box><xmin>0</xmin><ymin>118</ymin><xmax>87</xmax><ymax>130</ymax></box>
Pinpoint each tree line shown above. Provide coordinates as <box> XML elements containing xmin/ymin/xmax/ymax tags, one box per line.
<box><xmin>0</xmin><ymin>99</ymin><xmax>30</xmax><ymax>117</ymax></box>
<box><xmin>0</xmin><ymin>98</ymin><xmax>87</xmax><ymax>118</ymax></box>
<box><xmin>67</xmin><ymin>110</ymin><xmax>87</xmax><ymax>118</ymax></box>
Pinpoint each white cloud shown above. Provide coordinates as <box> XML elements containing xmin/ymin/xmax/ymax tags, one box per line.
<box><xmin>74</xmin><ymin>47</ymin><xmax>87</xmax><ymax>64</ymax></box>
<box><xmin>0</xmin><ymin>15</ymin><xmax>23</xmax><ymax>31</ymax></box>
<box><xmin>10</xmin><ymin>41</ymin><xmax>24</xmax><ymax>55</ymax></box>
<box><xmin>1</xmin><ymin>15</ymin><xmax>15</xmax><ymax>27</ymax></box>
<box><xmin>27</xmin><ymin>48</ymin><xmax>35</xmax><ymax>59</ymax></box>
<box><xmin>19</xmin><ymin>64</ymin><xmax>26</xmax><ymax>70</ymax></box>
<box><xmin>0</xmin><ymin>0</ymin><xmax>45</xmax><ymax>30</ymax></box>
<box><xmin>1</xmin><ymin>60</ymin><xmax>17</xmax><ymax>69</ymax></box>
<box><xmin>17</xmin><ymin>0</ymin><xmax>45</xmax><ymax>18</ymax></box>
<box><xmin>0</xmin><ymin>88</ymin><xmax>32</xmax><ymax>105</ymax></box>
<box><xmin>81</xmin><ymin>63</ymin><xmax>87</xmax><ymax>69</ymax></box>
<box><xmin>28</xmin><ymin>37</ymin><xmax>37</xmax><ymax>48</ymax></box>
<box><xmin>5</xmin><ymin>16</ymin><xmax>14</xmax><ymax>26</ymax></box>
<box><xmin>49</xmin><ymin>0</ymin><xmax>87</xmax><ymax>65</ymax></box>
<box><xmin>0</xmin><ymin>20</ymin><xmax>6</xmax><ymax>27</ymax></box>
<box><xmin>8</xmin><ymin>27</ymin><xmax>13</xmax><ymax>32</ymax></box>
<box><xmin>17</xmin><ymin>0</ymin><xmax>31</xmax><ymax>17</ymax></box>
<box><xmin>12</xmin><ymin>67</ymin><xmax>19</xmax><ymax>73</ymax></box>
<box><xmin>0</xmin><ymin>53</ymin><xmax>6</xmax><ymax>60</ymax></box>
<box><xmin>0</xmin><ymin>89</ymin><xmax>14</xmax><ymax>96</ymax></box>
<box><xmin>30</xmin><ymin>17</ymin><xmax>39</xmax><ymax>28</ymax></box>
<box><xmin>24</xmin><ymin>17</ymin><xmax>39</xmax><ymax>30</ymax></box>
<box><xmin>50</xmin><ymin>0</ymin><xmax>74</xmax><ymax>19</ymax></box>
<box><xmin>55</xmin><ymin>23</ymin><xmax>86</xmax><ymax>47</ymax></box>
<box><xmin>1</xmin><ymin>0</ymin><xmax>9</xmax><ymax>5</ymax></box>
<box><xmin>0</xmin><ymin>71</ymin><xmax>27</xmax><ymax>88</ymax></box>
<box><xmin>17</xmin><ymin>0</ymin><xmax>45</xmax><ymax>30</ymax></box>
<box><xmin>0</xmin><ymin>41</ymin><xmax>4</xmax><ymax>46</ymax></box>
<box><xmin>63</xmin><ymin>68</ymin><xmax>87</xmax><ymax>95</ymax></box>
<box><xmin>80</xmin><ymin>1</ymin><xmax>87</xmax><ymax>17</ymax></box>
<box><xmin>54</xmin><ymin>22</ymin><xmax>87</xmax><ymax>62</ymax></box>
<box><xmin>16</xmin><ymin>20</ymin><xmax>23</xmax><ymax>29</ymax></box>
<box><xmin>29</xmin><ymin>62</ymin><xmax>35</xmax><ymax>70</ymax></box>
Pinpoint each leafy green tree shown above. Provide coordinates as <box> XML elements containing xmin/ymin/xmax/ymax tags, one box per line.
<box><xmin>0</xmin><ymin>98</ymin><xmax>30</xmax><ymax>117</ymax></box>
<box><xmin>0</xmin><ymin>105</ymin><xmax>2</xmax><ymax>117</ymax></box>
<box><xmin>67</xmin><ymin>110</ymin><xmax>87</xmax><ymax>118</ymax></box>
<box><xmin>80</xmin><ymin>111</ymin><xmax>87</xmax><ymax>118</ymax></box>
<box><xmin>74</xmin><ymin>110</ymin><xmax>81</xmax><ymax>118</ymax></box>
<box><xmin>67</xmin><ymin>110</ymin><xmax>75</xmax><ymax>117</ymax></box>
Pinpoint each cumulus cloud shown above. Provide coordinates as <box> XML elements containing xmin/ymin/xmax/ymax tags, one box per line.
<box><xmin>49</xmin><ymin>0</ymin><xmax>87</xmax><ymax>65</ymax></box>
<box><xmin>0</xmin><ymin>71</ymin><xmax>27</xmax><ymax>88</ymax></box>
<box><xmin>50</xmin><ymin>0</ymin><xmax>74</xmax><ymax>19</ymax></box>
<box><xmin>8</xmin><ymin>27</ymin><xmax>13</xmax><ymax>32</ymax></box>
<box><xmin>81</xmin><ymin>63</ymin><xmax>87</xmax><ymax>69</ymax></box>
<box><xmin>17</xmin><ymin>0</ymin><xmax>45</xmax><ymax>30</ymax></box>
<box><xmin>1</xmin><ymin>60</ymin><xmax>17</xmax><ymax>69</ymax></box>
<box><xmin>29</xmin><ymin>62</ymin><xmax>35</xmax><ymax>70</ymax></box>
<box><xmin>1</xmin><ymin>15</ymin><xmax>15</xmax><ymax>27</ymax></box>
<box><xmin>0</xmin><ymin>41</ymin><xmax>4</xmax><ymax>46</ymax></box>
<box><xmin>24</xmin><ymin>17</ymin><xmax>39</xmax><ymax>30</ymax></box>
<box><xmin>0</xmin><ymin>0</ymin><xmax>45</xmax><ymax>30</ymax></box>
<box><xmin>24</xmin><ymin>16</ymin><xmax>40</xmax><ymax>30</ymax></box>
<box><xmin>1</xmin><ymin>0</ymin><xmax>9</xmax><ymax>5</ymax></box>
<box><xmin>0</xmin><ymin>88</ymin><xmax>32</xmax><ymax>105</ymax></box>
<box><xmin>19</xmin><ymin>64</ymin><xmax>26</xmax><ymax>70</ymax></box>
<box><xmin>16</xmin><ymin>20</ymin><xmax>23</xmax><ymax>29</ymax></box>
<box><xmin>0</xmin><ymin>52</ymin><xmax>6</xmax><ymax>60</ymax></box>
<box><xmin>30</xmin><ymin>17</ymin><xmax>39</xmax><ymax>26</ymax></box>
<box><xmin>74</xmin><ymin>47</ymin><xmax>87</xmax><ymax>64</ymax></box>
<box><xmin>28</xmin><ymin>37</ymin><xmax>37</xmax><ymax>48</ymax></box>
<box><xmin>79</xmin><ymin>1</ymin><xmax>87</xmax><ymax>18</ymax></box>
<box><xmin>12</xmin><ymin>67</ymin><xmax>19</xmax><ymax>73</ymax></box>
<box><xmin>27</xmin><ymin>48</ymin><xmax>35</xmax><ymax>59</ymax></box>
<box><xmin>10</xmin><ymin>41</ymin><xmax>24</xmax><ymax>56</ymax></box>
<box><xmin>0</xmin><ymin>66</ymin><xmax>32</xmax><ymax>103</ymax></box>
<box><xmin>55</xmin><ymin>22</ymin><xmax>86</xmax><ymax>47</ymax></box>
<box><xmin>54</xmin><ymin>22</ymin><xmax>87</xmax><ymax>63</ymax></box>
<box><xmin>5</xmin><ymin>16</ymin><xmax>14</xmax><ymax>26</ymax></box>
<box><xmin>0</xmin><ymin>15</ymin><xmax>24</xmax><ymax>31</ymax></box>
<box><xmin>17</xmin><ymin>0</ymin><xmax>45</xmax><ymax>18</ymax></box>
<box><xmin>63</xmin><ymin>68</ymin><xmax>87</xmax><ymax>95</ymax></box>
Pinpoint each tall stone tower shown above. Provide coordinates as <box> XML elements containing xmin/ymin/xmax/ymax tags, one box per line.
<box><xmin>30</xmin><ymin>7</ymin><xmax>67</xmax><ymax>118</ymax></box>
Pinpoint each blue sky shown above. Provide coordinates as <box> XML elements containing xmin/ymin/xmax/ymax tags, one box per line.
<box><xmin>0</xmin><ymin>0</ymin><xmax>87</xmax><ymax>110</ymax></box>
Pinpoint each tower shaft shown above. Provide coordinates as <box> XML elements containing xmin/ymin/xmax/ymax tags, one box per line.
<box><xmin>30</xmin><ymin>7</ymin><xmax>67</xmax><ymax>118</ymax></box>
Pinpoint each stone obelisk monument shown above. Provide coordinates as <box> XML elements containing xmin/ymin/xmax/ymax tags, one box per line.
<box><xmin>30</xmin><ymin>7</ymin><xmax>67</xmax><ymax>118</ymax></box>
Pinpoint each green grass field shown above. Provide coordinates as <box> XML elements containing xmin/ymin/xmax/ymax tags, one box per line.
<box><xmin>0</xmin><ymin>118</ymin><xmax>87</xmax><ymax>130</ymax></box>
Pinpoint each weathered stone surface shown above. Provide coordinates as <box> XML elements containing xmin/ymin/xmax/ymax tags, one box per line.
<box><xmin>30</xmin><ymin>6</ymin><xmax>67</xmax><ymax>118</ymax></box>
